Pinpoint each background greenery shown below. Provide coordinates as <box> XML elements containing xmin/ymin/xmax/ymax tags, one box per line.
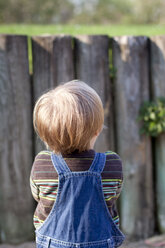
<box><xmin>0</xmin><ymin>0</ymin><xmax>165</xmax><ymax>25</ymax></box>
<box><xmin>138</xmin><ymin>98</ymin><xmax>165</xmax><ymax>137</ymax></box>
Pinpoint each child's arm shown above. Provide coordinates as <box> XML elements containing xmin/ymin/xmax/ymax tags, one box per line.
<box><xmin>104</xmin><ymin>151</ymin><xmax>124</xmax><ymax>227</ymax></box>
<box><xmin>30</xmin><ymin>176</ymin><xmax>40</xmax><ymax>202</ymax></box>
<box><xmin>29</xmin><ymin>156</ymin><xmax>40</xmax><ymax>202</ymax></box>
<box><xmin>29</xmin><ymin>150</ymin><xmax>52</xmax><ymax>202</ymax></box>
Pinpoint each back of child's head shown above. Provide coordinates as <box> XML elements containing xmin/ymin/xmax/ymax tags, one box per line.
<box><xmin>33</xmin><ymin>80</ymin><xmax>104</xmax><ymax>154</ymax></box>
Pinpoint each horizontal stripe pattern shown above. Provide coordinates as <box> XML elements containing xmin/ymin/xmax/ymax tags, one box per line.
<box><xmin>30</xmin><ymin>150</ymin><xmax>123</xmax><ymax>229</ymax></box>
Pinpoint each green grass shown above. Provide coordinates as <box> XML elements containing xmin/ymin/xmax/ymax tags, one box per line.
<box><xmin>0</xmin><ymin>24</ymin><xmax>165</xmax><ymax>36</ymax></box>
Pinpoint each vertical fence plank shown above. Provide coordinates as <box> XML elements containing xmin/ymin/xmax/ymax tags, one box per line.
<box><xmin>74</xmin><ymin>35</ymin><xmax>115</xmax><ymax>152</ymax></box>
<box><xmin>32</xmin><ymin>35</ymin><xmax>74</xmax><ymax>154</ymax></box>
<box><xmin>150</xmin><ymin>35</ymin><xmax>165</xmax><ymax>233</ymax></box>
<box><xmin>112</xmin><ymin>36</ymin><xmax>154</xmax><ymax>239</ymax></box>
<box><xmin>0</xmin><ymin>35</ymin><xmax>33</xmax><ymax>243</ymax></box>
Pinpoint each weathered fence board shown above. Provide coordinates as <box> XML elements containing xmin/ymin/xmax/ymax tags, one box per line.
<box><xmin>150</xmin><ymin>35</ymin><xmax>165</xmax><ymax>233</ymax></box>
<box><xmin>112</xmin><ymin>36</ymin><xmax>154</xmax><ymax>239</ymax></box>
<box><xmin>74</xmin><ymin>35</ymin><xmax>115</xmax><ymax>152</ymax></box>
<box><xmin>0</xmin><ymin>35</ymin><xmax>33</xmax><ymax>243</ymax></box>
<box><xmin>32</xmin><ymin>35</ymin><xmax>74</xmax><ymax>154</ymax></box>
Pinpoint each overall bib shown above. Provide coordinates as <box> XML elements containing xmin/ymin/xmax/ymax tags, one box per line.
<box><xmin>35</xmin><ymin>152</ymin><xmax>125</xmax><ymax>248</ymax></box>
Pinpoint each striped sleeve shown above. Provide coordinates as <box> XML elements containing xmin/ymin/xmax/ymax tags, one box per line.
<box><xmin>104</xmin><ymin>151</ymin><xmax>124</xmax><ymax>227</ymax></box>
<box><xmin>30</xmin><ymin>176</ymin><xmax>40</xmax><ymax>202</ymax></box>
<box><xmin>29</xmin><ymin>152</ymin><xmax>49</xmax><ymax>202</ymax></box>
<box><xmin>30</xmin><ymin>155</ymin><xmax>40</xmax><ymax>202</ymax></box>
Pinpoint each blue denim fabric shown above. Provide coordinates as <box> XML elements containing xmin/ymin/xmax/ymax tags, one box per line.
<box><xmin>35</xmin><ymin>152</ymin><xmax>125</xmax><ymax>248</ymax></box>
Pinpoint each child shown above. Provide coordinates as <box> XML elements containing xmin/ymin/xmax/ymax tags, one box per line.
<box><xmin>30</xmin><ymin>80</ymin><xmax>125</xmax><ymax>248</ymax></box>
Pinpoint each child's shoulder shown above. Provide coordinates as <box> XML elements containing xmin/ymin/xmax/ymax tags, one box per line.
<box><xmin>104</xmin><ymin>150</ymin><xmax>122</xmax><ymax>160</ymax></box>
<box><xmin>104</xmin><ymin>151</ymin><xmax>123</xmax><ymax>177</ymax></box>
<box><xmin>34</xmin><ymin>150</ymin><xmax>52</xmax><ymax>160</ymax></box>
<box><xmin>31</xmin><ymin>150</ymin><xmax>55</xmax><ymax>181</ymax></box>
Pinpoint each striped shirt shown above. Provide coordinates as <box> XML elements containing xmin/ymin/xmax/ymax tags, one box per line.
<box><xmin>30</xmin><ymin>149</ymin><xmax>123</xmax><ymax>229</ymax></box>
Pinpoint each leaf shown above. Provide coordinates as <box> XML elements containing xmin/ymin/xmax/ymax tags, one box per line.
<box><xmin>137</xmin><ymin>97</ymin><xmax>165</xmax><ymax>137</ymax></box>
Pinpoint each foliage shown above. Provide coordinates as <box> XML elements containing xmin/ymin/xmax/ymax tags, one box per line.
<box><xmin>1</xmin><ymin>0</ymin><xmax>165</xmax><ymax>25</ymax></box>
<box><xmin>72</xmin><ymin>0</ymin><xmax>132</xmax><ymax>24</ymax></box>
<box><xmin>0</xmin><ymin>0</ymin><xmax>74</xmax><ymax>23</ymax></box>
<box><xmin>138</xmin><ymin>98</ymin><xmax>165</xmax><ymax>137</ymax></box>
<box><xmin>131</xmin><ymin>0</ymin><xmax>165</xmax><ymax>24</ymax></box>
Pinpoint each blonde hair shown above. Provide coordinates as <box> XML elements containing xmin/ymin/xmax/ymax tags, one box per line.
<box><xmin>33</xmin><ymin>80</ymin><xmax>104</xmax><ymax>154</ymax></box>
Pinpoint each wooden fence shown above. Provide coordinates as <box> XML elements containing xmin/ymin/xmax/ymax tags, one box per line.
<box><xmin>0</xmin><ymin>34</ymin><xmax>165</xmax><ymax>244</ymax></box>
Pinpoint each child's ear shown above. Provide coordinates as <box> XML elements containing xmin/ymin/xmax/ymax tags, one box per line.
<box><xmin>96</xmin><ymin>127</ymin><xmax>103</xmax><ymax>136</ymax></box>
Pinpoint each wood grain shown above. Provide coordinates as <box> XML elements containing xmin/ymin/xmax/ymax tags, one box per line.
<box><xmin>150</xmin><ymin>35</ymin><xmax>165</xmax><ymax>233</ymax></box>
<box><xmin>0</xmin><ymin>35</ymin><xmax>33</xmax><ymax>243</ymax></box>
<box><xmin>32</xmin><ymin>35</ymin><xmax>74</xmax><ymax>155</ymax></box>
<box><xmin>112</xmin><ymin>36</ymin><xmax>154</xmax><ymax>239</ymax></box>
<box><xmin>74</xmin><ymin>35</ymin><xmax>115</xmax><ymax>152</ymax></box>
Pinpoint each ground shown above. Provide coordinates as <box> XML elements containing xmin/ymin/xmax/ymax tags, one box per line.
<box><xmin>0</xmin><ymin>235</ymin><xmax>165</xmax><ymax>248</ymax></box>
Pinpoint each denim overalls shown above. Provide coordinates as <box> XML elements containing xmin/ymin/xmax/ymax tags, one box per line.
<box><xmin>35</xmin><ymin>152</ymin><xmax>125</xmax><ymax>248</ymax></box>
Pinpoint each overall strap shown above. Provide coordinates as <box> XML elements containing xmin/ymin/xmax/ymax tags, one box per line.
<box><xmin>88</xmin><ymin>152</ymin><xmax>106</xmax><ymax>173</ymax></box>
<box><xmin>51</xmin><ymin>153</ymin><xmax>71</xmax><ymax>175</ymax></box>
